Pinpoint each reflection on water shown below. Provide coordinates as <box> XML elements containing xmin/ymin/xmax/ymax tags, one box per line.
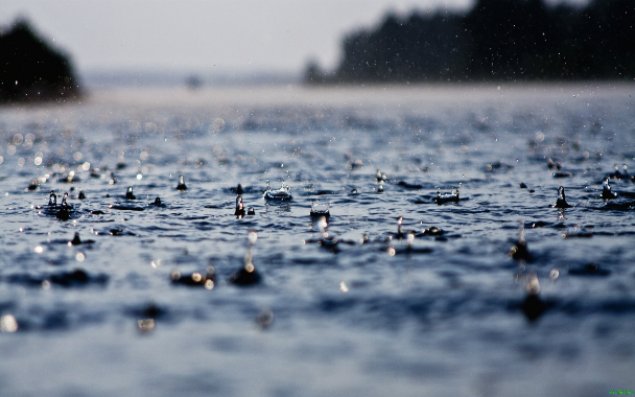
<box><xmin>0</xmin><ymin>84</ymin><xmax>634</xmax><ymax>397</ymax></box>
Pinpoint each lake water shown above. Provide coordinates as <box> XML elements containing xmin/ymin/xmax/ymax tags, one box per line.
<box><xmin>1</xmin><ymin>84</ymin><xmax>634</xmax><ymax>397</ymax></box>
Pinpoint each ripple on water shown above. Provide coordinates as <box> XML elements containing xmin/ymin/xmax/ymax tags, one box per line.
<box><xmin>3</xmin><ymin>269</ymin><xmax>109</xmax><ymax>288</ymax></box>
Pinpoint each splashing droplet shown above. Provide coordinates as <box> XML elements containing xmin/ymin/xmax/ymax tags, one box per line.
<box><xmin>554</xmin><ymin>186</ymin><xmax>571</xmax><ymax>208</ymax></box>
<box><xmin>125</xmin><ymin>186</ymin><xmax>136</xmax><ymax>200</ymax></box>
<box><xmin>176</xmin><ymin>175</ymin><xmax>187</xmax><ymax>190</ymax></box>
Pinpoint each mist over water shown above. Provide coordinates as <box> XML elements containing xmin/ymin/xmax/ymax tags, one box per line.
<box><xmin>0</xmin><ymin>84</ymin><xmax>634</xmax><ymax>396</ymax></box>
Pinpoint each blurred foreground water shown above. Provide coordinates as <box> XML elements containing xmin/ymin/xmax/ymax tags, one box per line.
<box><xmin>1</xmin><ymin>84</ymin><xmax>634</xmax><ymax>397</ymax></box>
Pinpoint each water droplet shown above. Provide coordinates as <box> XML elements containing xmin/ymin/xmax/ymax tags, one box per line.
<box><xmin>554</xmin><ymin>186</ymin><xmax>571</xmax><ymax>208</ymax></box>
<box><xmin>137</xmin><ymin>318</ymin><xmax>156</xmax><ymax>333</ymax></box>
<box><xmin>176</xmin><ymin>175</ymin><xmax>187</xmax><ymax>190</ymax></box>
<box><xmin>549</xmin><ymin>269</ymin><xmax>560</xmax><ymax>280</ymax></box>
<box><xmin>204</xmin><ymin>279</ymin><xmax>214</xmax><ymax>290</ymax></box>
<box><xmin>248</xmin><ymin>230</ymin><xmax>258</xmax><ymax>245</ymax></box>
<box><xmin>526</xmin><ymin>274</ymin><xmax>541</xmax><ymax>294</ymax></box>
<box><xmin>256</xmin><ymin>309</ymin><xmax>274</xmax><ymax>329</ymax></box>
<box><xmin>211</xmin><ymin>117</ymin><xmax>225</xmax><ymax>133</ymax></box>
<box><xmin>0</xmin><ymin>314</ymin><xmax>18</xmax><ymax>333</ymax></box>
<box><xmin>126</xmin><ymin>186</ymin><xmax>136</xmax><ymax>200</ymax></box>
<box><xmin>535</xmin><ymin>131</ymin><xmax>545</xmax><ymax>142</ymax></box>
<box><xmin>12</xmin><ymin>133</ymin><xmax>24</xmax><ymax>145</ymax></box>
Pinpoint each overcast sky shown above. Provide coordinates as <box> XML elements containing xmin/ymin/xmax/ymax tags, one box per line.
<box><xmin>1</xmin><ymin>0</ymin><xmax>474</xmax><ymax>74</ymax></box>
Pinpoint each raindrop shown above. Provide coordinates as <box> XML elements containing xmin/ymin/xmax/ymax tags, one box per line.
<box><xmin>554</xmin><ymin>186</ymin><xmax>571</xmax><ymax>208</ymax></box>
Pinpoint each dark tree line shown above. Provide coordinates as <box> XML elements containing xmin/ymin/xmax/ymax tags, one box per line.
<box><xmin>305</xmin><ymin>0</ymin><xmax>635</xmax><ymax>83</ymax></box>
<box><xmin>0</xmin><ymin>19</ymin><xmax>81</xmax><ymax>104</ymax></box>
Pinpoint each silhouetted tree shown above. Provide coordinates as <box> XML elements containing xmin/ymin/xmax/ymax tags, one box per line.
<box><xmin>304</xmin><ymin>59</ymin><xmax>327</xmax><ymax>83</ymax></box>
<box><xmin>0</xmin><ymin>18</ymin><xmax>81</xmax><ymax>103</ymax></box>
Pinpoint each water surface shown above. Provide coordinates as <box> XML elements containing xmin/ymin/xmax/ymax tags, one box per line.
<box><xmin>1</xmin><ymin>84</ymin><xmax>634</xmax><ymax>397</ymax></box>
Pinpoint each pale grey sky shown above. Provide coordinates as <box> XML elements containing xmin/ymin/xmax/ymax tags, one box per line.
<box><xmin>1</xmin><ymin>0</ymin><xmax>473</xmax><ymax>74</ymax></box>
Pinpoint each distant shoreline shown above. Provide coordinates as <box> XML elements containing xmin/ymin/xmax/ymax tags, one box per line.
<box><xmin>34</xmin><ymin>81</ymin><xmax>629</xmax><ymax>111</ymax></box>
<box><xmin>78</xmin><ymin>70</ymin><xmax>635</xmax><ymax>90</ymax></box>
<box><xmin>4</xmin><ymin>79</ymin><xmax>632</xmax><ymax>110</ymax></box>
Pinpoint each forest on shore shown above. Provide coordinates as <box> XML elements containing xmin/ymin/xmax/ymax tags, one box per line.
<box><xmin>305</xmin><ymin>0</ymin><xmax>635</xmax><ymax>83</ymax></box>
